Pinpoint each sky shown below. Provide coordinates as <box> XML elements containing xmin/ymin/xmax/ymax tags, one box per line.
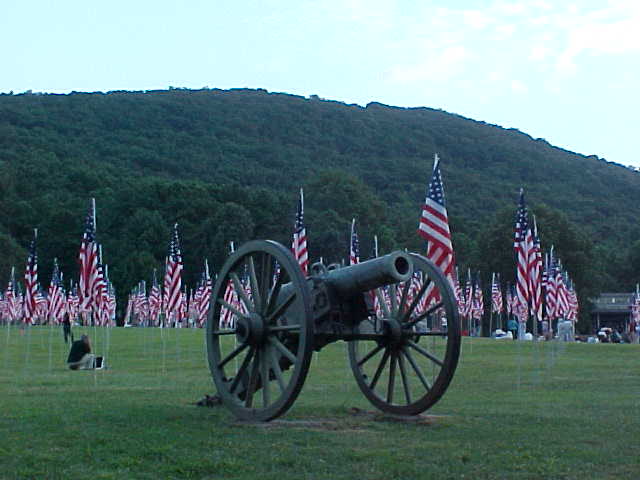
<box><xmin>3</xmin><ymin>0</ymin><xmax>640</xmax><ymax>167</ymax></box>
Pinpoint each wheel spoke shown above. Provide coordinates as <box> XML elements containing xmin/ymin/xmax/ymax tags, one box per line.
<box><xmin>211</xmin><ymin>328</ymin><xmax>237</xmax><ymax>336</ymax></box>
<box><xmin>230</xmin><ymin>272</ymin><xmax>253</xmax><ymax>314</ymax></box>
<box><xmin>387</xmin><ymin>352</ymin><xmax>397</xmax><ymax>404</ymax></box>
<box><xmin>261</xmin><ymin>346</ymin><xmax>271</xmax><ymax>407</ymax></box>
<box><xmin>412</xmin><ymin>330</ymin><xmax>448</xmax><ymax>337</ymax></box>
<box><xmin>229</xmin><ymin>347</ymin><xmax>255</xmax><ymax>395</ymax></box>
<box><xmin>216</xmin><ymin>298</ymin><xmax>249</xmax><ymax>321</ymax></box>
<box><xmin>248</xmin><ymin>257</ymin><xmax>262</xmax><ymax>314</ymax></box>
<box><xmin>405</xmin><ymin>301</ymin><xmax>444</xmax><ymax>328</ymax></box>
<box><xmin>259</xmin><ymin>253</ymin><xmax>272</xmax><ymax>312</ymax></box>
<box><xmin>402</xmin><ymin>347</ymin><xmax>432</xmax><ymax>392</ymax></box>
<box><xmin>269</xmin><ymin>335</ymin><xmax>297</xmax><ymax>364</ymax></box>
<box><xmin>268</xmin><ymin>345</ymin><xmax>287</xmax><ymax>393</ymax></box>
<box><xmin>401</xmin><ymin>278</ymin><xmax>432</xmax><ymax>322</ymax></box>
<box><xmin>245</xmin><ymin>349</ymin><xmax>261</xmax><ymax>408</ymax></box>
<box><xmin>397</xmin><ymin>352</ymin><xmax>412</xmax><ymax>404</ymax></box>
<box><xmin>266</xmin><ymin>290</ymin><xmax>296</xmax><ymax>324</ymax></box>
<box><xmin>268</xmin><ymin>324</ymin><xmax>300</xmax><ymax>332</ymax></box>
<box><xmin>266</xmin><ymin>266</ymin><xmax>284</xmax><ymax>315</ymax></box>
<box><xmin>407</xmin><ymin>340</ymin><xmax>444</xmax><ymax>367</ymax></box>
<box><xmin>357</xmin><ymin>344</ymin><xmax>384</xmax><ymax>367</ymax></box>
<box><xmin>218</xmin><ymin>342</ymin><xmax>248</xmax><ymax>369</ymax></box>
<box><xmin>369</xmin><ymin>349</ymin><xmax>390</xmax><ymax>390</ymax></box>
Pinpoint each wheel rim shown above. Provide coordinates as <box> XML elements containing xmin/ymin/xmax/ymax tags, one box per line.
<box><xmin>207</xmin><ymin>240</ymin><xmax>313</xmax><ymax>421</ymax></box>
<box><xmin>348</xmin><ymin>253</ymin><xmax>461</xmax><ymax>415</ymax></box>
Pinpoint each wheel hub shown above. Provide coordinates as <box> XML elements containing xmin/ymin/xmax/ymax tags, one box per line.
<box><xmin>235</xmin><ymin>313</ymin><xmax>267</xmax><ymax>345</ymax></box>
<box><xmin>383</xmin><ymin>318</ymin><xmax>404</xmax><ymax>348</ymax></box>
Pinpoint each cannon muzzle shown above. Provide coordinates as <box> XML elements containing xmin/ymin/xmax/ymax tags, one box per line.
<box><xmin>323</xmin><ymin>251</ymin><xmax>413</xmax><ymax>298</ymax></box>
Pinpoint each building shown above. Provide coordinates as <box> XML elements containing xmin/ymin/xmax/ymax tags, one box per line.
<box><xmin>590</xmin><ymin>293</ymin><xmax>634</xmax><ymax>332</ymax></box>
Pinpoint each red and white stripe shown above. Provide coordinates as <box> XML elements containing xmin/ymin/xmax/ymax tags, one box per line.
<box><xmin>418</xmin><ymin>154</ymin><xmax>456</xmax><ymax>307</ymax></box>
<box><xmin>292</xmin><ymin>188</ymin><xmax>309</xmax><ymax>275</ymax></box>
<box><xmin>514</xmin><ymin>189</ymin><xmax>530</xmax><ymax>323</ymax></box>
<box><xmin>23</xmin><ymin>231</ymin><xmax>38</xmax><ymax>324</ymax></box>
<box><xmin>164</xmin><ymin>223</ymin><xmax>183</xmax><ymax>323</ymax></box>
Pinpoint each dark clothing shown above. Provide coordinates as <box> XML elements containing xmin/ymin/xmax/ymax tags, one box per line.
<box><xmin>67</xmin><ymin>340</ymin><xmax>90</xmax><ymax>364</ymax></box>
<box><xmin>63</xmin><ymin>319</ymin><xmax>72</xmax><ymax>344</ymax></box>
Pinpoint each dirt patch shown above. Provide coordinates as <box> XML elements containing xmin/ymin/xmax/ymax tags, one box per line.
<box><xmin>347</xmin><ymin>407</ymin><xmax>448</xmax><ymax>426</ymax></box>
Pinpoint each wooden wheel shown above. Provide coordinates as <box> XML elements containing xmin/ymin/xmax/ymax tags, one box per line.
<box><xmin>348</xmin><ymin>253</ymin><xmax>460</xmax><ymax>415</ymax></box>
<box><xmin>207</xmin><ymin>240</ymin><xmax>314</xmax><ymax>421</ymax></box>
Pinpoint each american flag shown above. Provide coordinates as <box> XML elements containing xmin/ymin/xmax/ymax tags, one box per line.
<box><xmin>463</xmin><ymin>269</ymin><xmax>473</xmax><ymax>320</ymax></box>
<box><xmin>566</xmin><ymin>278</ymin><xmax>578</xmax><ymax>321</ymax></box>
<box><xmin>513</xmin><ymin>189</ymin><xmax>530</xmax><ymax>322</ymax></box>
<box><xmin>94</xmin><ymin>256</ymin><xmax>108</xmax><ymax>325</ymax></box>
<box><xmin>505</xmin><ymin>282</ymin><xmax>514</xmax><ymax>316</ymax></box>
<box><xmin>454</xmin><ymin>271</ymin><xmax>465</xmax><ymax>315</ymax></box>
<box><xmin>179</xmin><ymin>286</ymin><xmax>188</xmax><ymax>325</ymax></box>
<box><xmin>106</xmin><ymin>281</ymin><xmax>116</xmax><ymax>326</ymax></box>
<box><xmin>545</xmin><ymin>249</ymin><xmax>557</xmax><ymax>320</ymax></box>
<box><xmin>197</xmin><ymin>260</ymin><xmax>212</xmax><ymax>328</ymax></box>
<box><xmin>78</xmin><ymin>201</ymin><xmax>99</xmax><ymax>313</ymax></box>
<box><xmin>162</xmin><ymin>256</ymin><xmax>169</xmax><ymax>320</ymax></box>
<box><xmin>136</xmin><ymin>281</ymin><xmax>149</xmax><ymax>325</ymax></box>
<box><xmin>220</xmin><ymin>280</ymin><xmax>237</xmax><ymax>328</ymax></box>
<box><xmin>164</xmin><ymin>223</ymin><xmax>183</xmax><ymax>323</ymax></box>
<box><xmin>5</xmin><ymin>267</ymin><xmax>21</xmax><ymax>323</ymax></box>
<box><xmin>36</xmin><ymin>286</ymin><xmax>48</xmax><ymax>321</ymax></box>
<box><xmin>472</xmin><ymin>275</ymin><xmax>484</xmax><ymax>320</ymax></box>
<box><xmin>491</xmin><ymin>273</ymin><xmax>503</xmax><ymax>314</ymax></box>
<box><xmin>350</xmin><ymin>218</ymin><xmax>360</xmax><ymax>266</ymax></box>
<box><xmin>529</xmin><ymin>216</ymin><xmax>543</xmax><ymax>323</ymax></box>
<box><xmin>418</xmin><ymin>154</ymin><xmax>456</xmax><ymax>306</ymax></box>
<box><xmin>631</xmin><ymin>285</ymin><xmax>640</xmax><ymax>328</ymax></box>
<box><xmin>23</xmin><ymin>230</ymin><xmax>38</xmax><ymax>325</ymax></box>
<box><xmin>47</xmin><ymin>259</ymin><xmax>65</xmax><ymax>324</ymax></box>
<box><xmin>292</xmin><ymin>188</ymin><xmax>309</xmax><ymax>275</ymax></box>
<box><xmin>149</xmin><ymin>270</ymin><xmax>161</xmax><ymax>326</ymax></box>
<box><xmin>555</xmin><ymin>263</ymin><xmax>569</xmax><ymax>318</ymax></box>
<box><xmin>124</xmin><ymin>293</ymin><xmax>133</xmax><ymax>325</ymax></box>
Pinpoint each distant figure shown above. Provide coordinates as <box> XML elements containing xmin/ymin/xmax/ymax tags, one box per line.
<box><xmin>611</xmin><ymin>329</ymin><xmax>622</xmax><ymax>343</ymax></box>
<box><xmin>62</xmin><ymin>313</ymin><xmax>73</xmax><ymax>344</ymax></box>
<box><xmin>67</xmin><ymin>334</ymin><xmax>95</xmax><ymax>370</ymax></box>
<box><xmin>507</xmin><ymin>318</ymin><xmax>518</xmax><ymax>341</ymax></box>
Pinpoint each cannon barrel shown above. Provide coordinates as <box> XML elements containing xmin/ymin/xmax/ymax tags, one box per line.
<box><xmin>322</xmin><ymin>251</ymin><xmax>413</xmax><ymax>298</ymax></box>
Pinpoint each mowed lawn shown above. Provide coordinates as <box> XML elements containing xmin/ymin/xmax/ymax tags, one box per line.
<box><xmin>1</xmin><ymin>326</ymin><xmax>639</xmax><ymax>480</ymax></box>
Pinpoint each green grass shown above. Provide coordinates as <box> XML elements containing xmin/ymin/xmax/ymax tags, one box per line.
<box><xmin>1</xmin><ymin>326</ymin><xmax>639</xmax><ymax>479</ymax></box>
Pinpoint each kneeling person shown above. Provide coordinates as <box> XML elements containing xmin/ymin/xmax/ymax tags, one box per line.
<box><xmin>67</xmin><ymin>334</ymin><xmax>95</xmax><ymax>370</ymax></box>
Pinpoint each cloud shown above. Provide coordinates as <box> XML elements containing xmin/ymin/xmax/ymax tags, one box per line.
<box><xmin>553</xmin><ymin>2</ymin><xmax>640</xmax><ymax>74</ymax></box>
<box><xmin>386</xmin><ymin>45</ymin><xmax>469</xmax><ymax>84</ymax></box>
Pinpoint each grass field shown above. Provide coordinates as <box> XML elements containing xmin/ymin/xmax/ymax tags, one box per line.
<box><xmin>1</xmin><ymin>325</ymin><xmax>639</xmax><ymax>479</ymax></box>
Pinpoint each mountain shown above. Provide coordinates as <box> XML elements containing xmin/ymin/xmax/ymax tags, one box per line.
<box><xmin>1</xmin><ymin>88</ymin><xmax>638</xmax><ymax>323</ymax></box>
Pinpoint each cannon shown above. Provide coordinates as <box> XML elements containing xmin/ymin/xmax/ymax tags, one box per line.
<box><xmin>206</xmin><ymin>240</ymin><xmax>460</xmax><ymax>421</ymax></box>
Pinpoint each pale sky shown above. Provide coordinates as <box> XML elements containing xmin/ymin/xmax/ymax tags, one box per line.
<box><xmin>3</xmin><ymin>0</ymin><xmax>639</xmax><ymax>167</ymax></box>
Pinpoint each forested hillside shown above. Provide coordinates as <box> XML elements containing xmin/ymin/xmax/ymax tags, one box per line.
<box><xmin>1</xmin><ymin>88</ymin><xmax>639</xmax><ymax>326</ymax></box>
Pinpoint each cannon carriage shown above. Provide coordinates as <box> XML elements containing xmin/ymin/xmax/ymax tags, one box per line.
<box><xmin>207</xmin><ymin>240</ymin><xmax>460</xmax><ymax>421</ymax></box>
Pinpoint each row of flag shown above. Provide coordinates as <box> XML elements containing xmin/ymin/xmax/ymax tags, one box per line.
<box><xmin>124</xmin><ymin>256</ymin><xmax>212</xmax><ymax>328</ymax></box>
<box><xmin>0</xmin><ymin>200</ymin><xmax>116</xmax><ymax>326</ymax></box>
<box><xmin>0</xmin><ymin>156</ymin><xmax>586</xmax><ymax>335</ymax></box>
